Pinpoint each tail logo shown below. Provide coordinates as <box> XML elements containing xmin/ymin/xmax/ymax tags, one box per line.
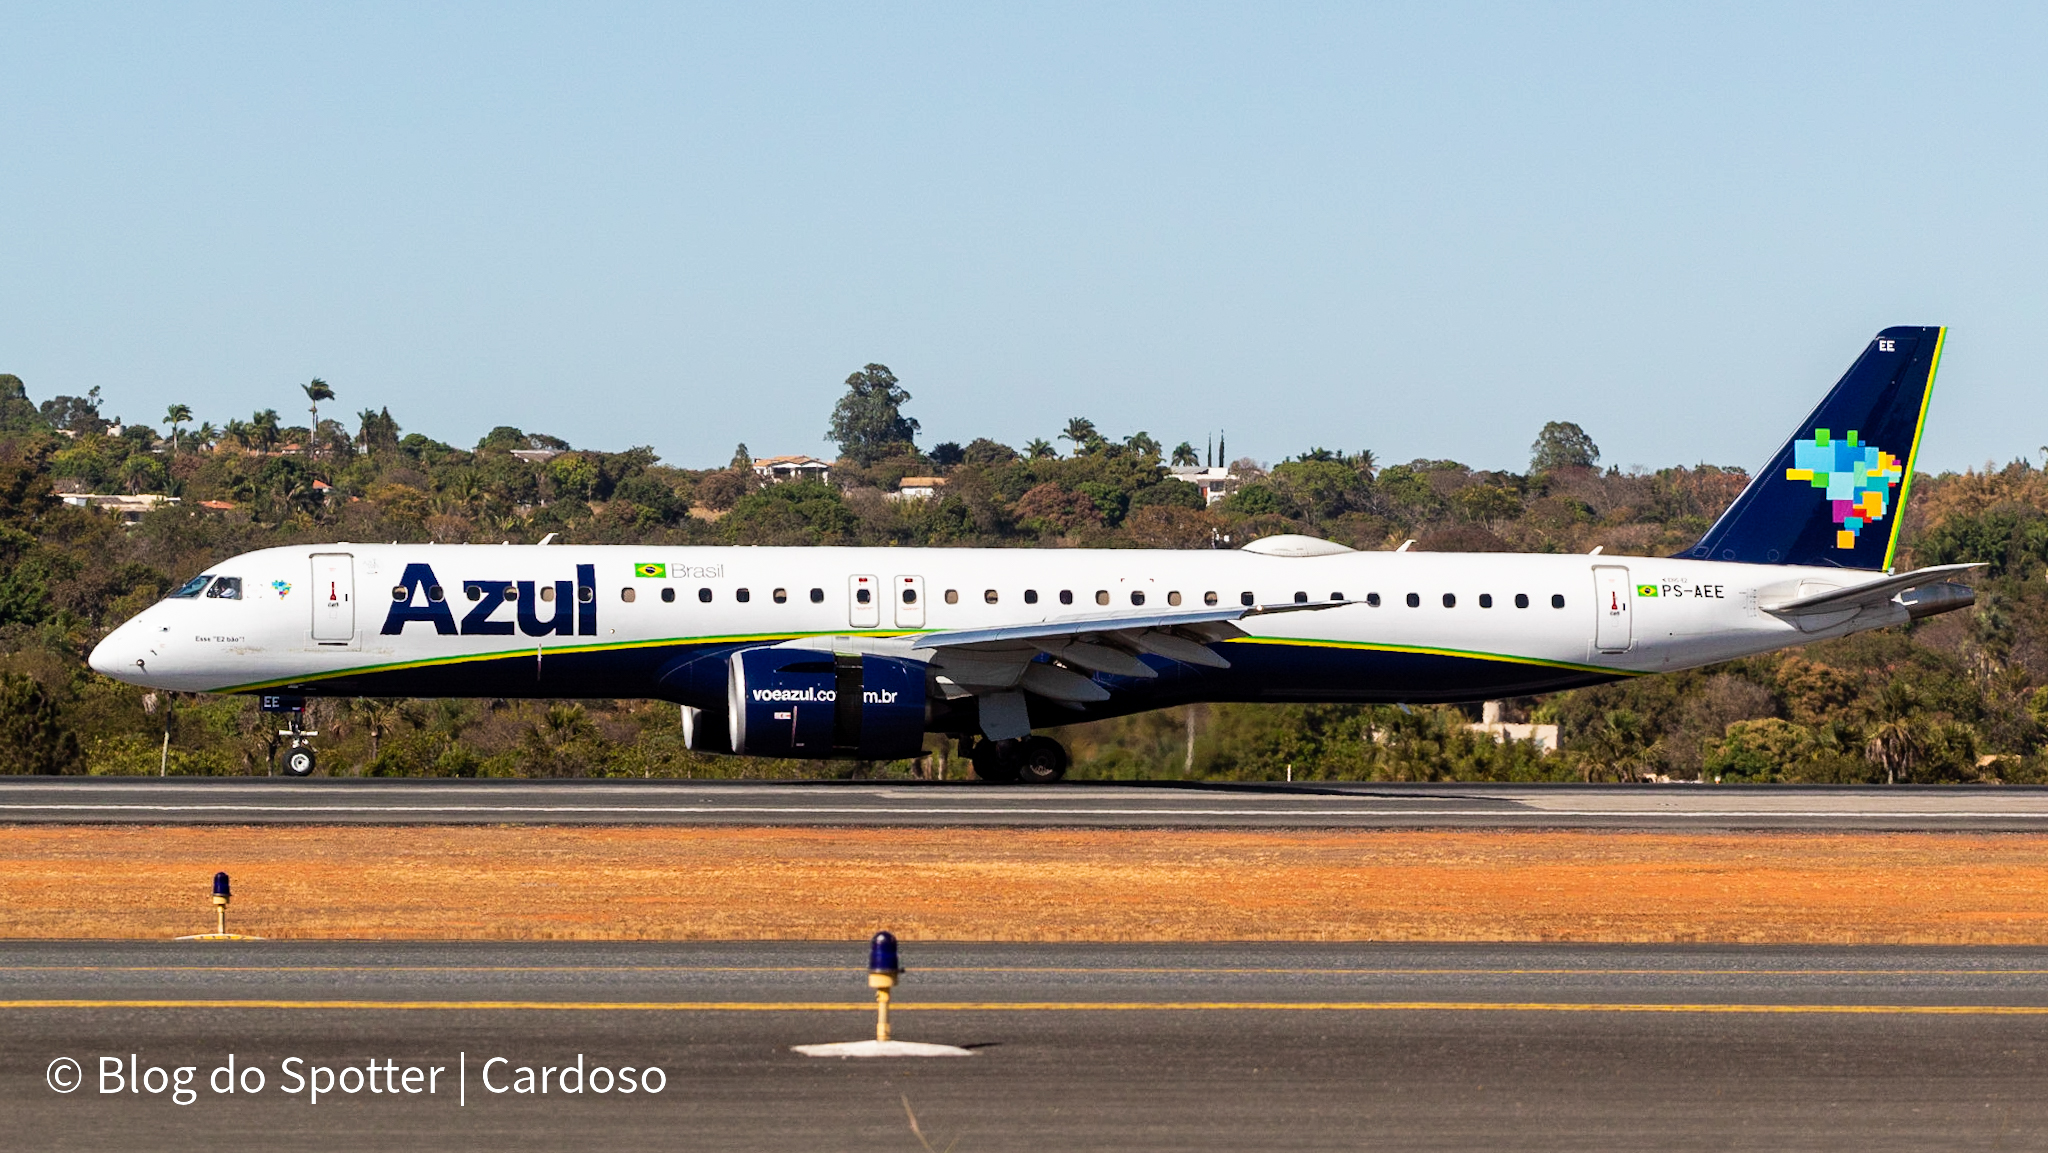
<box><xmin>1785</xmin><ymin>429</ymin><xmax>1903</xmax><ymax>550</ymax></box>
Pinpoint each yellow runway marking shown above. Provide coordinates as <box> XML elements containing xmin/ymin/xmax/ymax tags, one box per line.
<box><xmin>6</xmin><ymin>999</ymin><xmax>2048</xmax><ymax>1015</ymax></box>
<box><xmin>10</xmin><ymin>966</ymin><xmax>2048</xmax><ymax>977</ymax></box>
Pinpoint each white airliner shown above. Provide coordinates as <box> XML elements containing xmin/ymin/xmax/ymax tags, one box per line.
<box><xmin>91</xmin><ymin>327</ymin><xmax>1975</xmax><ymax>781</ymax></box>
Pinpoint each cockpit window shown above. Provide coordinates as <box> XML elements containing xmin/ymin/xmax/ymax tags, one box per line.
<box><xmin>168</xmin><ymin>574</ymin><xmax>214</xmax><ymax>599</ymax></box>
<box><xmin>204</xmin><ymin>576</ymin><xmax>243</xmax><ymax>600</ymax></box>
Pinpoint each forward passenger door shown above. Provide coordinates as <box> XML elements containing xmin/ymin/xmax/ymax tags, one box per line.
<box><xmin>310</xmin><ymin>553</ymin><xmax>355</xmax><ymax>645</ymax></box>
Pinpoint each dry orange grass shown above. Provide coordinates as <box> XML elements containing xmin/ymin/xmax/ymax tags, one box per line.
<box><xmin>6</xmin><ymin>825</ymin><xmax>2048</xmax><ymax>944</ymax></box>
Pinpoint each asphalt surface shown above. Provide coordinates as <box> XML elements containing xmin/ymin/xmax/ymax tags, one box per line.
<box><xmin>8</xmin><ymin>777</ymin><xmax>2048</xmax><ymax>830</ymax></box>
<box><xmin>8</xmin><ymin>941</ymin><xmax>2048</xmax><ymax>1151</ymax></box>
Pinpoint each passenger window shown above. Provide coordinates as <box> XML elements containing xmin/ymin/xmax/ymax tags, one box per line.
<box><xmin>1479</xmin><ymin>593</ymin><xmax>1493</xmax><ymax>608</ymax></box>
<box><xmin>1096</xmin><ymin>590</ymin><xmax>1110</xmax><ymax>606</ymax></box>
<box><xmin>206</xmin><ymin>577</ymin><xmax>244</xmax><ymax>600</ymax></box>
<box><xmin>1366</xmin><ymin>593</ymin><xmax>1381</xmax><ymax>607</ymax></box>
<box><xmin>1203</xmin><ymin>591</ymin><xmax>1218</xmax><ymax>606</ymax></box>
<box><xmin>540</xmin><ymin>586</ymin><xmax>556</xmax><ymax>603</ymax></box>
<box><xmin>810</xmin><ymin>588</ymin><xmax>824</xmax><ymax>603</ymax></box>
<box><xmin>391</xmin><ymin>586</ymin><xmax>407</xmax><ymax>601</ymax></box>
<box><xmin>736</xmin><ymin>588</ymin><xmax>751</xmax><ymax>603</ymax></box>
<box><xmin>944</xmin><ymin>589</ymin><xmax>959</xmax><ymax>604</ymax></box>
<box><xmin>661</xmin><ymin>588</ymin><xmax>676</xmax><ymax>603</ymax></box>
<box><xmin>984</xmin><ymin>589</ymin><xmax>999</xmax><ymax>604</ymax></box>
<box><xmin>902</xmin><ymin>588</ymin><xmax>917</xmax><ymax>604</ymax></box>
<box><xmin>1293</xmin><ymin>591</ymin><xmax>1307</xmax><ymax>604</ymax></box>
<box><xmin>1024</xmin><ymin>589</ymin><xmax>1038</xmax><ymax>604</ymax></box>
<box><xmin>1329</xmin><ymin>592</ymin><xmax>1343</xmax><ymax>602</ymax></box>
<box><xmin>1167</xmin><ymin>591</ymin><xmax>1182</xmax><ymax>606</ymax></box>
<box><xmin>1552</xmin><ymin>594</ymin><xmax>1566</xmax><ymax>609</ymax></box>
<box><xmin>1405</xmin><ymin>593</ymin><xmax>1420</xmax><ymax>608</ymax></box>
<box><xmin>621</xmin><ymin>587</ymin><xmax>636</xmax><ymax>603</ymax></box>
<box><xmin>428</xmin><ymin>585</ymin><xmax>445</xmax><ymax>602</ymax></box>
<box><xmin>1060</xmin><ymin>590</ymin><xmax>1074</xmax><ymax>605</ymax></box>
<box><xmin>505</xmin><ymin>586</ymin><xmax>519</xmax><ymax>602</ymax></box>
<box><xmin>1240</xmin><ymin>592</ymin><xmax>1253</xmax><ymax>606</ymax></box>
<box><xmin>773</xmin><ymin>588</ymin><xmax>788</xmax><ymax>603</ymax></box>
<box><xmin>1131</xmin><ymin>591</ymin><xmax>1146</xmax><ymax>606</ymax></box>
<box><xmin>1515</xmin><ymin>593</ymin><xmax>1529</xmax><ymax>609</ymax></box>
<box><xmin>578</xmin><ymin>586</ymin><xmax>594</xmax><ymax>603</ymax></box>
<box><xmin>1442</xmin><ymin>593</ymin><xmax>1456</xmax><ymax>608</ymax></box>
<box><xmin>698</xmin><ymin>588</ymin><xmax>713</xmax><ymax>603</ymax></box>
<box><xmin>466</xmin><ymin>584</ymin><xmax>483</xmax><ymax>602</ymax></box>
<box><xmin>168</xmin><ymin>574</ymin><xmax>213</xmax><ymax>599</ymax></box>
<box><xmin>856</xmin><ymin>588</ymin><xmax>872</xmax><ymax>605</ymax></box>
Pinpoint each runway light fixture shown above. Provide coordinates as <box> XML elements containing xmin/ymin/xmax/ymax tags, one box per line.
<box><xmin>789</xmin><ymin>932</ymin><xmax>968</xmax><ymax>1057</ymax></box>
<box><xmin>869</xmin><ymin>931</ymin><xmax>901</xmax><ymax>1042</ymax></box>
<box><xmin>211</xmin><ymin>872</ymin><xmax>231</xmax><ymax>936</ymax></box>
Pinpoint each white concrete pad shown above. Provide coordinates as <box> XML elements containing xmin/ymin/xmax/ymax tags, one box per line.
<box><xmin>792</xmin><ymin>1040</ymin><xmax>973</xmax><ymax>1058</ymax></box>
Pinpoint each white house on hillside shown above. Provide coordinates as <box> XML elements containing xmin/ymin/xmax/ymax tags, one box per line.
<box><xmin>1165</xmin><ymin>466</ymin><xmax>1243</xmax><ymax>506</ymax></box>
<box><xmin>752</xmin><ymin>455</ymin><xmax>832</xmax><ymax>484</ymax></box>
<box><xmin>889</xmin><ymin>476</ymin><xmax>947</xmax><ymax>502</ymax></box>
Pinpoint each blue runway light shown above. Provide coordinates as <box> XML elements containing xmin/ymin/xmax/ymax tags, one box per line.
<box><xmin>869</xmin><ymin>931</ymin><xmax>900</xmax><ymax>976</ymax></box>
<box><xmin>212</xmin><ymin>872</ymin><xmax>231</xmax><ymax>901</ymax></box>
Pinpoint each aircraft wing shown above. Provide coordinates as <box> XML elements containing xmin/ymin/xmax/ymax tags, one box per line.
<box><xmin>899</xmin><ymin>600</ymin><xmax>1353</xmax><ymax>726</ymax></box>
<box><xmin>909</xmin><ymin>599</ymin><xmax>1350</xmax><ymax>651</ymax></box>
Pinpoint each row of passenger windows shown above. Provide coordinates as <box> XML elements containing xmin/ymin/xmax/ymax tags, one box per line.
<box><xmin>399</xmin><ymin>583</ymin><xmax>1570</xmax><ymax>611</ymax></box>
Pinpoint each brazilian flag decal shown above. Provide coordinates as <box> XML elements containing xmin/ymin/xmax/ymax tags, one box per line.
<box><xmin>1636</xmin><ymin>584</ymin><xmax>1658</xmax><ymax>597</ymax></box>
<box><xmin>635</xmin><ymin>563</ymin><xmax>666</xmax><ymax>579</ymax></box>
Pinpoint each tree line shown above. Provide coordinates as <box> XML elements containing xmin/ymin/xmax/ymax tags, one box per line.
<box><xmin>0</xmin><ymin>366</ymin><xmax>2043</xmax><ymax>784</ymax></box>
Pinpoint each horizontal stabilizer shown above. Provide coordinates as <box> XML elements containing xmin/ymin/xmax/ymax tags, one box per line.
<box><xmin>1758</xmin><ymin>563</ymin><xmax>1981</xmax><ymax>615</ymax></box>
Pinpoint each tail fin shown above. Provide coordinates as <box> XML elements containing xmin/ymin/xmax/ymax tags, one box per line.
<box><xmin>1685</xmin><ymin>325</ymin><xmax>1946</xmax><ymax>570</ymax></box>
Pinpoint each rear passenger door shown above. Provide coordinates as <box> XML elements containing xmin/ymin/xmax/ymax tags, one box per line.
<box><xmin>1592</xmin><ymin>565</ymin><xmax>1633</xmax><ymax>653</ymax></box>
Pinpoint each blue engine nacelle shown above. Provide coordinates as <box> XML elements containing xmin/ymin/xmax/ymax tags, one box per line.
<box><xmin>726</xmin><ymin>648</ymin><xmax>929</xmax><ymax>759</ymax></box>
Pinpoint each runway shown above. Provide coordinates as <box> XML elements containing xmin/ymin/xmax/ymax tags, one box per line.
<box><xmin>7</xmin><ymin>777</ymin><xmax>2048</xmax><ymax>830</ymax></box>
<box><xmin>7</xmin><ymin>941</ymin><xmax>2048</xmax><ymax>1150</ymax></box>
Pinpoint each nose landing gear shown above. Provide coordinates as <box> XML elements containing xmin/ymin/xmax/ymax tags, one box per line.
<box><xmin>967</xmin><ymin>735</ymin><xmax>1069</xmax><ymax>784</ymax></box>
<box><xmin>263</xmin><ymin>694</ymin><xmax>320</xmax><ymax>778</ymax></box>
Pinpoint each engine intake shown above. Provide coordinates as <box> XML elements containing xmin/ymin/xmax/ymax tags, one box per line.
<box><xmin>727</xmin><ymin>648</ymin><xmax>929</xmax><ymax>759</ymax></box>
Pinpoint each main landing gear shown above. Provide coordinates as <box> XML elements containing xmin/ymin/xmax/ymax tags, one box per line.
<box><xmin>967</xmin><ymin>736</ymin><xmax>1069</xmax><ymax>784</ymax></box>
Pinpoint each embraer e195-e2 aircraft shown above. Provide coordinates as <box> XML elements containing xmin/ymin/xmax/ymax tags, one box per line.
<box><xmin>91</xmin><ymin>327</ymin><xmax>1977</xmax><ymax>781</ymax></box>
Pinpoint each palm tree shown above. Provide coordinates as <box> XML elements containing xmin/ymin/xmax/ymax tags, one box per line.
<box><xmin>1863</xmin><ymin>682</ymin><xmax>1922</xmax><ymax>784</ymax></box>
<box><xmin>1060</xmin><ymin>417</ymin><xmax>1098</xmax><ymax>455</ymax></box>
<box><xmin>301</xmin><ymin>379</ymin><xmax>334</xmax><ymax>456</ymax></box>
<box><xmin>1124</xmin><ymin>431</ymin><xmax>1161</xmax><ymax>459</ymax></box>
<box><xmin>223</xmin><ymin>419</ymin><xmax>252</xmax><ymax>450</ymax></box>
<box><xmin>1024</xmin><ymin>438</ymin><xmax>1055</xmax><ymax>459</ymax></box>
<box><xmin>1171</xmin><ymin>441</ymin><xmax>1200</xmax><ymax>467</ymax></box>
<box><xmin>1352</xmin><ymin>448</ymin><xmax>1379</xmax><ymax>481</ymax></box>
<box><xmin>189</xmin><ymin>421</ymin><xmax>218</xmax><ymax>452</ymax></box>
<box><xmin>251</xmin><ymin>409</ymin><xmax>282</xmax><ymax>454</ymax></box>
<box><xmin>163</xmin><ymin>404</ymin><xmax>192</xmax><ymax>455</ymax></box>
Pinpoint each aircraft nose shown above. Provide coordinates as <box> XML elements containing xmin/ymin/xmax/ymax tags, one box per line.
<box><xmin>89</xmin><ymin>619</ymin><xmax>150</xmax><ymax>681</ymax></box>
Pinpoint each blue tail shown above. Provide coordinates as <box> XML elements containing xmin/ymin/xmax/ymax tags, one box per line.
<box><xmin>1685</xmin><ymin>326</ymin><xmax>1946</xmax><ymax>570</ymax></box>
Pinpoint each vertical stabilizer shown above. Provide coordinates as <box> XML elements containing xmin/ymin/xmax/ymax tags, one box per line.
<box><xmin>1685</xmin><ymin>326</ymin><xmax>1945</xmax><ymax>569</ymax></box>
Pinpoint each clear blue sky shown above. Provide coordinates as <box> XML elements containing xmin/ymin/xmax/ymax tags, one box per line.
<box><xmin>3</xmin><ymin>3</ymin><xmax>2041</xmax><ymax>475</ymax></box>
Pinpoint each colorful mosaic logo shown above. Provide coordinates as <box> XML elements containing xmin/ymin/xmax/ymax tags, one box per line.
<box><xmin>271</xmin><ymin>579</ymin><xmax>292</xmax><ymax>599</ymax></box>
<box><xmin>1785</xmin><ymin>429</ymin><xmax>1903</xmax><ymax>550</ymax></box>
